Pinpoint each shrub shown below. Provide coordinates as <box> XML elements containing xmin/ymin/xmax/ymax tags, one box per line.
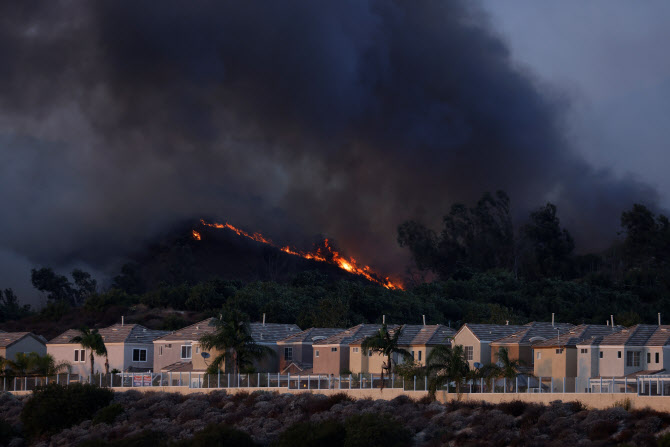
<box><xmin>79</xmin><ymin>431</ymin><xmax>168</xmax><ymax>447</ymax></box>
<box><xmin>415</xmin><ymin>394</ymin><xmax>434</xmax><ymax>404</ymax></box>
<box><xmin>0</xmin><ymin>419</ymin><xmax>18</xmax><ymax>445</ymax></box>
<box><xmin>343</xmin><ymin>413</ymin><xmax>412</xmax><ymax>447</ymax></box>
<box><xmin>175</xmin><ymin>424</ymin><xmax>257</xmax><ymax>447</ymax></box>
<box><xmin>588</xmin><ymin>419</ymin><xmax>618</xmax><ymax>441</ymax></box>
<box><xmin>659</xmin><ymin>432</ymin><xmax>670</xmax><ymax>447</ymax></box>
<box><xmin>612</xmin><ymin>398</ymin><xmax>633</xmax><ymax>411</ymax></box>
<box><xmin>498</xmin><ymin>400</ymin><xmax>527</xmax><ymax>417</ymax></box>
<box><xmin>328</xmin><ymin>392</ymin><xmax>355</xmax><ymax>406</ymax></box>
<box><xmin>93</xmin><ymin>403</ymin><xmax>125</xmax><ymax>425</ymax></box>
<box><xmin>273</xmin><ymin>420</ymin><xmax>345</xmax><ymax>447</ymax></box>
<box><xmin>21</xmin><ymin>383</ymin><xmax>114</xmax><ymax>437</ymax></box>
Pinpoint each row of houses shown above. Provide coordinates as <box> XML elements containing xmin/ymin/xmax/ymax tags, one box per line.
<box><xmin>4</xmin><ymin>318</ymin><xmax>670</xmax><ymax>390</ymax></box>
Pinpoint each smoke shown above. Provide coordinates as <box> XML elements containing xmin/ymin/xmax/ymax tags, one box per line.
<box><xmin>0</xmin><ymin>0</ymin><xmax>659</xmax><ymax>304</ymax></box>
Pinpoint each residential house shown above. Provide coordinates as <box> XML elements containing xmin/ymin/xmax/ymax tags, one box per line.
<box><xmin>276</xmin><ymin>328</ymin><xmax>345</xmax><ymax>374</ymax></box>
<box><xmin>156</xmin><ymin>318</ymin><xmax>301</xmax><ymax>373</ymax></box>
<box><xmin>48</xmin><ymin>323</ymin><xmax>169</xmax><ymax>376</ymax></box>
<box><xmin>452</xmin><ymin>323</ymin><xmax>527</xmax><ymax>370</ymax></box>
<box><xmin>0</xmin><ymin>332</ymin><xmax>47</xmax><ymax>361</ymax></box>
<box><xmin>349</xmin><ymin>324</ymin><xmax>456</xmax><ymax>374</ymax></box>
<box><xmin>533</xmin><ymin>324</ymin><xmax>623</xmax><ymax>389</ymax></box>
<box><xmin>577</xmin><ymin>324</ymin><xmax>670</xmax><ymax>382</ymax></box>
<box><xmin>312</xmin><ymin>324</ymin><xmax>386</xmax><ymax>375</ymax></box>
<box><xmin>490</xmin><ymin>322</ymin><xmax>574</xmax><ymax>369</ymax></box>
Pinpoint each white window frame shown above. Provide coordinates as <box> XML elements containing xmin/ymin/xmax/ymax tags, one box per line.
<box><xmin>331</xmin><ymin>347</ymin><xmax>337</xmax><ymax>352</ymax></box>
<box><xmin>284</xmin><ymin>347</ymin><xmax>293</xmax><ymax>361</ymax></box>
<box><xmin>626</xmin><ymin>351</ymin><xmax>640</xmax><ymax>367</ymax></box>
<box><xmin>74</xmin><ymin>349</ymin><xmax>85</xmax><ymax>363</ymax></box>
<box><xmin>315</xmin><ymin>350</ymin><xmax>320</xmax><ymax>358</ymax></box>
<box><xmin>181</xmin><ymin>345</ymin><xmax>192</xmax><ymax>359</ymax></box>
<box><xmin>418</xmin><ymin>350</ymin><xmax>422</xmax><ymax>361</ymax></box>
<box><xmin>464</xmin><ymin>346</ymin><xmax>473</xmax><ymax>361</ymax></box>
<box><xmin>159</xmin><ymin>345</ymin><xmax>163</xmax><ymax>356</ymax></box>
<box><xmin>352</xmin><ymin>347</ymin><xmax>359</xmax><ymax>353</ymax></box>
<box><xmin>537</xmin><ymin>352</ymin><xmax>541</xmax><ymax>360</ymax></box>
<box><xmin>132</xmin><ymin>348</ymin><xmax>148</xmax><ymax>362</ymax></box>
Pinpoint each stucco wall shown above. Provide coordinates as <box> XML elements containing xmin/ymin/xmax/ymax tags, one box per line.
<box><xmin>313</xmin><ymin>344</ymin><xmax>347</xmax><ymax>375</ymax></box>
<box><xmin>599</xmin><ymin>347</ymin><xmax>625</xmax><ymax>377</ymax></box>
<box><xmin>453</xmin><ymin>328</ymin><xmax>483</xmax><ymax>369</ymax></box>
<box><xmin>489</xmin><ymin>344</ymin><xmax>521</xmax><ymax>365</ymax></box>
<box><xmin>153</xmin><ymin>341</ymin><xmax>186</xmax><ymax>371</ymax></box>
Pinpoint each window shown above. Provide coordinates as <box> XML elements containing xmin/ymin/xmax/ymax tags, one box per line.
<box><xmin>626</xmin><ymin>351</ymin><xmax>640</xmax><ymax>367</ymax></box>
<box><xmin>618</xmin><ymin>351</ymin><xmax>622</xmax><ymax>359</ymax></box>
<box><xmin>181</xmin><ymin>345</ymin><xmax>192</xmax><ymax>359</ymax></box>
<box><xmin>159</xmin><ymin>346</ymin><xmax>163</xmax><ymax>356</ymax></box>
<box><xmin>581</xmin><ymin>349</ymin><xmax>588</xmax><ymax>354</ymax></box>
<box><xmin>411</xmin><ymin>351</ymin><xmax>415</xmax><ymax>359</ymax></box>
<box><xmin>368</xmin><ymin>350</ymin><xmax>372</xmax><ymax>357</ymax></box>
<box><xmin>556</xmin><ymin>349</ymin><xmax>564</xmax><ymax>354</ymax></box>
<box><xmin>465</xmin><ymin>346</ymin><xmax>473</xmax><ymax>361</ymax></box>
<box><xmin>132</xmin><ymin>349</ymin><xmax>147</xmax><ymax>362</ymax></box>
<box><xmin>600</xmin><ymin>351</ymin><xmax>603</xmax><ymax>359</ymax></box>
<box><xmin>315</xmin><ymin>350</ymin><xmax>320</xmax><ymax>357</ymax></box>
<box><xmin>656</xmin><ymin>352</ymin><xmax>660</xmax><ymax>363</ymax></box>
<box><xmin>537</xmin><ymin>352</ymin><xmax>541</xmax><ymax>360</ymax></box>
<box><xmin>195</xmin><ymin>346</ymin><xmax>200</xmax><ymax>354</ymax></box>
<box><xmin>74</xmin><ymin>349</ymin><xmax>85</xmax><ymax>363</ymax></box>
<box><xmin>648</xmin><ymin>353</ymin><xmax>651</xmax><ymax>363</ymax></box>
<box><xmin>353</xmin><ymin>347</ymin><xmax>359</xmax><ymax>353</ymax></box>
<box><xmin>418</xmin><ymin>351</ymin><xmax>422</xmax><ymax>361</ymax></box>
<box><xmin>284</xmin><ymin>347</ymin><xmax>293</xmax><ymax>361</ymax></box>
<box><xmin>331</xmin><ymin>347</ymin><xmax>337</xmax><ymax>352</ymax></box>
<box><xmin>167</xmin><ymin>344</ymin><xmax>172</xmax><ymax>348</ymax></box>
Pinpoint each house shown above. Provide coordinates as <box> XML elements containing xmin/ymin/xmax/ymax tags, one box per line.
<box><xmin>48</xmin><ymin>323</ymin><xmax>169</xmax><ymax>376</ymax></box>
<box><xmin>0</xmin><ymin>332</ymin><xmax>47</xmax><ymax>361</ymax></box>
<box><xmin>533</xmin><ymin>324</ymin><xmax>623</xmax><ymax>387</ymax></box>
<box><xmin>490</xmin><ymin>322</ymin><xmax>574</xmax><ymax>368</ymax></box>
<box><xmin>276</xmin><ymin>328</ymin><xmax>346</xmax><ymax>374</ymax></box>
<box><xmin>349</xmin><ymin>324</ymin><xmax>455</xmax><ymax>374</ymax></box>
<box><xmin>452</xmin><ymin>323</ymin><xmax>528</xmax><ymax>369</ymax></box>
<box><xmin>312</xmin><ymin>324</ymin><xmax>387</xmax><ymax>375</ymax></box>
<box><xmin>577</xmin><ymin>324</ymin><xmax>670</xmax><ymax>382</ymax></box>
<box><xmin>156</xmin><ymin>318</ymin><xmax>301</xmax><ymax>373</ymax></box>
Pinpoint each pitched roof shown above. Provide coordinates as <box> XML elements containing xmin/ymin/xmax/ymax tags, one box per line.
<box><xmin>458</xmin><ymin>323</ymin><xmax>528</xmax><ymax>342</ymax></box>
<box><xmin>160</xmin><ymin>361</ymin><xmax>195</xmax><ymax>373</ymax></box>
<box><xmin>278</xmin><ymin>328</ymin><xmax>346</xmax><ymax>344</ymax></box>
<box><xmin>249</xmin><ymin>322</ymin><xmax>301</xmax><ymax>343</ymax></box>
<box><xmin>155</xmin><ymin>318</ymin><xmax>218</xmax><ymax>342</ymax></box>
<box><xmin>313</xmin><ymin>324</ymin><xmax>389</xmax><ymax>346</ymax></box>
<box><xmin>49</xmin><ymin>324</ymin><xmax>169</xmax><ymax>344</ymax></box>
<box><xmin>349</xmin><ymin>324</ymin><xmax>455</xmax><ymax>346</ymax></box>
<box><xmin>597</xmin><ymin>325</ymin><xmax>670</xmax><ymax>347</ymax></box>
<box><xmin>492</xmin><ymin>322</ymin><xmax>575</xmax><ymax>346</ymax></box>
<box><xmin>0</xmin><ymin>332</ymin><xmax>45</xmax><ymax>348</ymax></box>
<box><xmin>534</xmin><ymin>324</ymin><xmax>623</xmax><ymax>348</ymax></box>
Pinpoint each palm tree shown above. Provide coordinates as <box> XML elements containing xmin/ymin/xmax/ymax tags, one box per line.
<box><xmin>495</xmin><ymin>347</ymin><xmax>523</xmax><ymax>391</ymax></box>
<box><xmin>72</xmin><ymin>327</ymin><xmax>107</xmax><ymax>377</ymax></box>
<box><xmin>27</xmin><ymin>353</ymin><xmax>71</xmax><ymax>376</ymax></box>
<box><xmin>426</xmin><ymin>344</ymin><xmax>470</xmax><ymax>398</ymax></box>
<box><xmin>361</xmin><ymin>324</ymin><xmax>412</xmax><ymax>389</ymax></box>
<box><xmin>5</xmin><ymin>352</ymin><xmax>32</xmax><ymax>376</ymax></box>
<box><xmin>199</xmin><ymin>311</ymin><xmax>275</xmax><ymax>376</ymax></box>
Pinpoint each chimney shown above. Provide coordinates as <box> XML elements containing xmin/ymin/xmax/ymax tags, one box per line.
<box><xmin>422</xmin><ymin>315</ymin><xmax>426</xmax><ymax>326</ymax></box>
<box><xmin>262</xmin><ymin>313</ymin><xmax>266</xmax><ymax>326</ymax></box>
<box><xmin>607</xmin><ymin>320</ymin><xmax>609</xmax><ymax>326</ymax></box>
<box><xmin>611</xmin><ymin>315</ymin><xmax>614</xmax><ymax>328</ymax></box>
<box><xmin>121</xmin><ymin>316</ymin><xmax>124</xmax><ymax>327</ymax></box>
<box><xmin>506</xmin><ymin>320</ymin><xmax>509</xmax><ymax>325</ymax></box>
<box><xmin>659</xmin><ymin>313</ymin><xmax>662</xmax><ymax>326</ymax></box>
<box><xmin>552</xmin><ymin>313</ymin><xmax>555</xmax><ymax>327</ymax></box>
<box><xmin>383</xmin><ymin>315</ymin><xmax>386</xmax><ymax>324</ymax></box>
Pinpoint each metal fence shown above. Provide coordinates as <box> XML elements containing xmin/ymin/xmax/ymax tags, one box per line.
<box><xmin>2</xmin><ymin>373</ymin><xmax>668</xmax><ymax>395</ymax></box>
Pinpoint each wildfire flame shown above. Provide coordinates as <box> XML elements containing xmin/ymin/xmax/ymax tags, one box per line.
<box><xmin>196</xmin><ymin>219</ymin><xmax>403</xmax><ymax>290</ymax></box>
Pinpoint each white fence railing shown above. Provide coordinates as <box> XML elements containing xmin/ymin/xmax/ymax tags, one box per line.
<box><xmin>2</xmin><ymin>373</ymin><xmax>668</xmax><ymax>395</ymax></box>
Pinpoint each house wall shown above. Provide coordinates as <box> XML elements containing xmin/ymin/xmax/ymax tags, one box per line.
<box><xmin>277</xmin><ymin>342</ymin><xmax>308</xmax><ymax>372</ymax></box>
<box><xmin>154</xmin><ymin>341</ymin><xmax>188</xmax><ymax>372</ymax></box>
<box><xmin>489</xmin><ymin>344</ymin><xmax>523</xmax><ymax>365</ymax></box>
<box><xmin>598</xmin><ymin>347</ymin><xmax>626</xmax><ymax>377</ymax></box>
<box><xmin>534</xmin><ymin>348</ymin><xmax>554</xmax><ymax>378</ymax></box>
<box><xmin>453</xmin><ymin>328</ymin><xmax>484</xmax><ymax>369</ymax></box>
<box><xmin>313</xmin><ymin>344</ymin><xmax>348</xmax><ymax>375</ymax></box>
<box><xmin>47</xmin><ymin>344</ymin><xmax>131</xmax><ymax>376</ymax></box>
<box><xmin>121</xmin><ymin>343</ymin><xmax>157</xmax><ymax>372</ymax></box>
<box><xmin>4</xmin><ymin>336</ymin><xmax>46</xmax><ymax>361</ymax></box>
<box><xmin>191</xmin><ymin>342</ymin><xmax>280</xmax><ymax>373</ymax></box>
<box><xmin>646</xmin><ymin>347</ymin><xmax>664</xmax><ymax>371</ymax></box>
<box><xmin>577</xmin><ymin>346</ymin><xmax>599</xmax><ymax>380</ymax></box>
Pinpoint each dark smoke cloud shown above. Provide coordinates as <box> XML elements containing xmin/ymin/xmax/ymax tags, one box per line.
<box><xmin>0</xmin><ymin>0</ymin><xmax>659</xmax><ymax>304</ymax></box>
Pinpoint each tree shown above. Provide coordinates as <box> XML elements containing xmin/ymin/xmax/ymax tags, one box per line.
<box><xmin>494</xmin><ymin>347</ymin><xmax>523</xmax><ymax>391</ymax></box>
<box><xmin>361</xmin><ymin>324</ymin><xmax>412</xmax><ymax>389</ymax></box>
<box><xmin>72</xmin><ymin>328</ymin><xmax>107</xmax><ymax>377</ymax></box>
<box><xmin>199</xmin><ymin>310</ymin><xmax>274</xmax><ymax>376</ymax></box>
<box><xmin>5</xmin><ymin>352</ymin><xmax>32</xmax><ymax>376</ymax></box>
<box><xmin>71</xmin><ymin>269</ymin><xmax>97</xmax><ymax>303</ymax></box>
<box><xmin>31</xmin><ymin>267</ymin><xmax>75</xmax><ymax>305</ymax></box>
<box><xmin>28</xmin><ymin>353</ymin><xmax>71</xmax><ymax>376</ymax></box>
<box><xmin>0</xmin><ymin>288</ymin><xmax>31</xmax><ymax>322</ymax></box>
<box><xmin>426</xmin><ymin>344</ymin><xmax>470</xmax><ymax>398</ymax></box>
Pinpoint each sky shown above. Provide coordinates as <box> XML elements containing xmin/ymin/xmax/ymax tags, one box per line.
<box><xmin>1</xmin><ymin>1</ymin><xmax>668</xmax><ymax>306</ymax></box>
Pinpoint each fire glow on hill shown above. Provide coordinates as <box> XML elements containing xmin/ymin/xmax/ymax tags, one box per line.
<box><xmin>196</xmin><ymin>219</ymin><xmax>403</xmax><ymax>290</ymax></box>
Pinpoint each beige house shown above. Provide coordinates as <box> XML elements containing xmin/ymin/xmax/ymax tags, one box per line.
<box><xmin>452</xmin><ymin>323</ymin><xmax>527</xmax><ymax>369</ymax></box>
<box><xmin>312</xmin><ymin>324</ymin><xmax>386</xmax><ymax>375</ymax></box>
<box><xmin>533</xmin><ymin>324</ymin><xmax>622</xmax><ymax>383</ymax></box>
<box><xmin>490</xmin><ymin>322</ymin><xmax>574</xmax><ymax>368</ymax></box>
<box><xmin>48</xmin><ymin>323</ymin><xmax>168</xmax><ymax>376</ymax></box>
<box><xmin>276</xmin><ymin>328</ymin><xmax>345</xmax><ymax>374</ymax></box>
<box><xmin>155</xmin><ymin>318</ymin><xmax>301</xmax><ymax>373</ymax></box>
<box><xmin>0</xmin><ymin>332</ymin><xmax>47</xmax><ymax>361</ymax></box>
<box><xmin>577</xmin><ymin>324</ymin><xmax>670</xmax><ymax>381</ymax></box>
<box><xmin>348</xmin><ymin>324</ymin><xmax>455</xmax><ymax>374</ymax></box>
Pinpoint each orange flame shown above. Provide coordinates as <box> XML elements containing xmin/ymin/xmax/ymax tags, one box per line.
<box><xmin>191</xmin><ymin>230</ymin><xmax>202</xmax><ymax>240</ymax></box>
<box><xmin>197</xmin><ymin>219</ymin><xmax>403</xmax><ymax>290</ymax></box>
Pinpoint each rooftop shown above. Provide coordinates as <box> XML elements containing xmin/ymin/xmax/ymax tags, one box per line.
<box><xmin>349</xmin><ymin>324</ymin><xmax>455</xmax><ymax>346</ymax></box>
<box><xmin>0</xmin><ymin>332</ymin><xmax>44</xmax><ymax>348</ymax></box>
<box><xmin>492</xmin><ymin>322</ymin><xmax>575</xmax><ymax>345</ymax></box>
<box><xmin>458</xmin><ymin>323</ymin><xmax>528</xmax><ymax>342</ymax></box>
<box><xmin>535</xmin><ymin>324</ymin><xmax>623</xmax><ymax>348</ymax></box>
<box><xmin>597</xmin><ymin>324</ymin><xmax>670</xmax><ymax>347</ymax></box>
<box><xmin>314</xmin><ymin>324</ymin><xmax>390</xmax><ymax>346</ymax></box>
<box><xmin>50</xmin><ymin>324</ymin><xmax>169</xmax><ymax>344</ymax></box>
<box><xmin>278</xmin><ymin>328</ymin><xmax>346</xmax><ymax>344</ymax></box>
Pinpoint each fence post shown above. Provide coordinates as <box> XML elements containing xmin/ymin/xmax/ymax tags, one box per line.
<box><xmin>414</xmin><ymin>376</ymin><xmax>416</xmax><ymax>392</ymax></box>
<box><xmin>515</xmin><ymin>377</ymin><xmax>518</xmax><ymax>393</ymax></box>
<box><xmin>360</xmin><ymin>374</ymin><xmax>362</xmax><ymax>389</ymax></box>
<box><xmin>228</xmin><ymin>373</ymin><xmax>230</xmax><ymax>388</ymax></box>
<box><xmin>14</xmin><ymin>377</ymin><xmax>16</xmax><ymax>392</ymax></box>
<box><xmin>287</xmin><ymin>373</ymin><xmax>290</xmax><ymax>389</ymax></box>
<box><xmin>424</xmin><ymin>376</ymin><xmax>427</xmax><ymax>391</ymax></box>
<box><xmin>625</xmin><ymin>377</ymin><xmax>627</xmax><ymax>394</ymax></box>
<box><xmin>25</xmin><ymin>377</ymin><xmax>27</xmax><ymax>390</ymax></box>
<box><xmin>563</xmin><ymin>377</ymin><xmax>566</xmax><ymax>393</ymax></box>
<box><xmin>550</xmin><ymin>377</ymin><xmax>553</xmax><ymax>393</ymax></box>
<box><xmin>258</xmin><ymin>372</ymin><xmax>260</xmax><ymax>388</ymax></box>
<box><xmin>480</xmin><ymin>377</ymin><xmax>483</xmax><ymax>392</ymax></box>
<box><xmin>392</xmin><ymin>374</ymin><xmax>394</xmax><ymax>389</ymax></box>
<box><xmin>350</xmin><ymin>374</ymin><xmax>352</xmax><ymax>390</ymax></box>
<box><xmin>268</xmin><ymin>373</ymin><xmax>270</xmax><ymax>388</ymax></box>
<box><xmin>504</xmin><ymin>378</ymin><xmax>506</xmax><ymax>393</ymax></box>
<box><xmin>237</xmin><ymin>373</ymin><xmax>240</xmax><ymax>388</ymax></box>
<box><xmin>600</xmin><ymin>377</ymin><xmax>603</xmax><ymax>393</ymax></box>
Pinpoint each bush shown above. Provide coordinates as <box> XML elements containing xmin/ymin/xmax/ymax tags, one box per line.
<box><xmin>273</xmin><ymin>420</ymin><xmax>345</xmax><ymax>447</ymax></box>
<box><xmin>659</xmin><ymin>432</ymin><xmax>670</xmax><ymax>447</ymax></box>
<box><xmin>498</xmin><ymin>400</ymin><xmax>527</xmax><ymax>417</ymax></box>
<box><xmin>79</xmin><ymin>430</ymin><xmax>168</xmax><ymax>447</ymax></box>
<box><xmin>21</xmin><ymin>383</ymin><xmax>114</xmax><ymax>437</ymax></box>
<box><xmin>588</xmin><ymin>419</ymin><xmax>618</xmax><ymax>441</ymax></box>
<box><xmin>0</xmin><ymin>419</ymin><xmax>18</xmax><ymax>445</ymax></box>
<box><xmin>343</xmin><ymin>413</ymin><xmax>412</xmax><ymax>447</ymax></box>
<box><xmin>328</xmin><ymin>392</ymin><xmax>355</xmax><ymax>406</ymax></box>
<box><xmin>175</xmin><ymin>424</ymin><xmax>257</xmax><ymax>447</ymax></box>
<box><xmin>612</xmin><ymin>398</ymin><xmax>633</xmax><ymax>411</ymax></box>
<box><xmin>93</xmin><ymin>403</ymin><xmax>125</xmax><ymax>425</ymax></box>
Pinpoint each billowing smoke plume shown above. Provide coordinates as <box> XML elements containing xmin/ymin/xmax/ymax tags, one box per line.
<box><xmin>0</xmin><ymin>1</ymin><xmax>658</xmax><ymax>304</ymax></box>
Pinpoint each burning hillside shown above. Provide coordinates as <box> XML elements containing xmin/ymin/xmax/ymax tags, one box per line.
<box><xmin>197</xmin><ymin>220</ymin><xmax>403</xmax><ymax>290</ymax></box>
